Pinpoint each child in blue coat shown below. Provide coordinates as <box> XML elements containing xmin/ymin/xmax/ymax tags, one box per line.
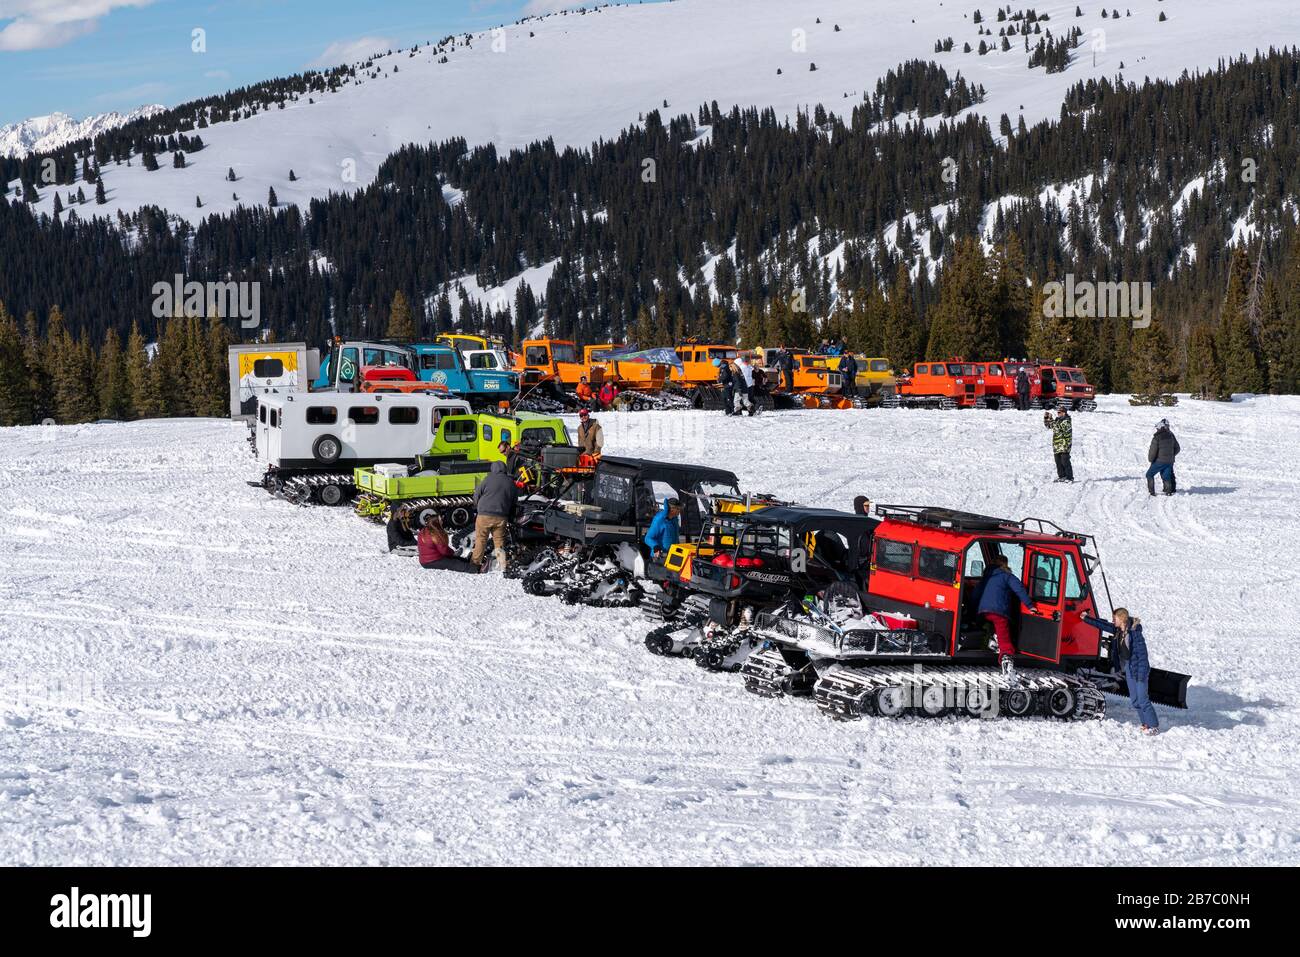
<box><xmin>1086</xmin><ymin>608</ymin><xmax>1159</xmax><ymax>733</ymax></box>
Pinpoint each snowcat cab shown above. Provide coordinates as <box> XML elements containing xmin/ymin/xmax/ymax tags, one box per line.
<box><xmin>884</xmin><ymin>361</ymin><xmax>986</xmax><ymax>409</ymax></box>
<box><xmin>518</xmin><ymin>458</ymin><xmax>741</xmax><ymax>607</ymax></box>
<box><xmin>315</xmin><ymin>339</ymin><xmax>416</xmax><ymax>393</ymax></box>
<box><xmin>1038</xmin><ymin>363</ymin><xmax>1098</xmax><ymax>411</ymax></box>
<box><xmin>734</xmin><ymin>505</ymin><xmax>1189</xmax><ymax>721</ymax></box>
<box><xmin>358</xmin><ymin>365</ymin><xmax>452</xmax><ymax>395</ymax></box>
<box><xmin>1000</xmin><ymin>359</ymin><xmax>1044</xmax><ymax>407</ymax></box>
<box><xmin>853</xmin><ymin>356</ymin><xmax>898</xmax><ymax>406</ymax></box>
<box><xmin>667</xmin><ymin>340</ymin><xmax>761</xmax><ymax>410</ymax></box>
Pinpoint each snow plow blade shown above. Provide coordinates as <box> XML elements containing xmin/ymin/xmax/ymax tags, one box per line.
<box><xmin>1148</xmin><ymin>668</ymin><xmax>1190</xmax><ymax>709</ymax></box>
<box><xmin>1113</xmin><ymin>668</ymin><xmax>1189</xmax><ymax>709</ymax></box>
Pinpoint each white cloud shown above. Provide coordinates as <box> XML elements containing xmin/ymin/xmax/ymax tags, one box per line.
<box><xmin>306</xmin><ymin>35</ymin><xmax>395</xmax><ymax>69</ymax></box>
<box><xmin>204</xmin><ymin>69</ymin><xmax>231</xmax><ymax>80</ymax></box>
<box><xmin>0</xmin><ymin>0</ymin><xmax>153</xmax><ymax>51</ymax></box>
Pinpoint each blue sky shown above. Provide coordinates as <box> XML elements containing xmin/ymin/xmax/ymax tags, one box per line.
<box><xmin>0</xmin><ymin>1</ymin><xmax>578</xmax><ymax>126</ymax></box>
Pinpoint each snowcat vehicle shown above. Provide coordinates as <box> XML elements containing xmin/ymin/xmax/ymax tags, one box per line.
<box><xmin>648</xmin><ymin>504</ymin><xmax>1189</xmax><ymax>720</ymax></box>
<box><xmin>517</xmin><ymin>457</ymin><xmax>741</xmax><ymax>607</ymax></box>
<box><xmin>252</xmin><ymin>392</ymin><xmax>471</xmax><ymax>505</ymax></box>
<box><xmin>882</xmin><ymin>361</ymin><xmax>986</xmax><ymax>409</ymax></box>
<box><xmin>406</xmin><ymin>343</ymin><xmax>519</xmax><ymax>408</ymax></box>
<box><xmin>968</xmin><ymin>361</ymin><xmax>1018</xmax><ymax>409</ymax></box>
<box><xmin>665</xmin><ymin>340</ymin><xmax>767</xmax><ymax>409</ymax></box>
<box><xmin>755</xmin><ymin>348</ymin><xmax>850</xmax><ymax>408</ymax></box>
<box><xmin>512</xmin><ymin>338</ymin><xmax>587</xmax><ymax>411</ymax></box>
<box><xmin>437</xmin><ymin>333</ymin><xmax>510</xmax><ymax>357</ymax></box>
<box><xmin>581</xmin><ymin>344</ymin><xmax>694</xmax><ymax>411</ymax></box>
<box><xmin>852</xmin><ymin>356</ymin><xmax>898</xmax><ymax>406</ymax></box>
<box><xmin>1039</xmin><ymin>363</ymin><xmax>1098</xmax><ymax>411</ymax></box>
<box><xmin>314</xmin><ymin>339</ymin><xmax>416</xmax><ymax>392</ymax></box>
<box><xmin>352</xmin><ymin>411</ymin><xmax>569</xmax><ymax>532</ymax></box>
<box><xmin>996</xmin><ymin>359</ymin><xmax>1044</xmax><ymax>408</ymax></box>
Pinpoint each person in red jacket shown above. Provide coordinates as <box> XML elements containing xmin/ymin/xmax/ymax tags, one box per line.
<box><xmin>417</xmin><ymin>514</ymin><xmax>480</xmax><ymax>573</ymax></box>
<box><xmin>598</xmin><ymin>380</ymin><xmax>619</xmax><ymax>409</ymax></box>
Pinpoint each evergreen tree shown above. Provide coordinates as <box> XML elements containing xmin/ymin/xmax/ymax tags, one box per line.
<box><xmin>23</xmin><ymin>311</ymin><xmax>54</xmax><ymax>423</ymax></box>
<box><xmin>1220</xmin><ymin>248</ymin><xmax>1266</xmax><ymax>393</ymax></box>
<box><xmin>882</xmin><ymin>264</ymin><xmax>923</xmax><ymax>369</ymax></box>
<box><xmin>736</xmin><ymin>302</ymin><xmax>764</xmax><ymax>348</ymax></box>
<box><xmin>386</xmin><ymin>290</ymin><xmax>418</xmax><ymax>339</ymax></box>
<box><xmin>0</xmin><ymin>301</ymin><xmax>34</xmax><ymax>425</ymax></box>
<box><xmin>94</xmin><ymin>177</ymin><xmax>106</xmax><ymax>204</ymax></box>
<box><xmin>50</xmin><ymin>310</ymin><xmax>97</xmax><ymax>423</ymax></box>
<box><xmin>95</xmin><ymin>326</ymin><xmax>131</xmax><ymax>419</ymax></box>
<box><xmin>925</xmin><ymin>238</ymin><xmax>998</xmax><ymax>358</ymax></box>
<box><xmin>1129</xmin><ymin>319</ymin><xmax>1178</xmax><ymax>395</ymax></box>
<box><xmin>127</xmin><ymin>321</ymin><xmax>162</xmax><ymax>418</ymax></box>
<box><xmin>1026</xmin><ymin>279</ymin><xmax>1072</xmax><ymax>360</ymax></box>
<box><xmin>1185</xmin><ymin>323</ymin><xmax>1225</xmax><ymax>399</ymax></box>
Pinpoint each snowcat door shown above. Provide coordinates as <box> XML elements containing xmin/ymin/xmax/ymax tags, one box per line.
<box><xmin>1019</xmin><ymin>547</ymin><xmax>1066</xmax><ymax>663</ymax></box>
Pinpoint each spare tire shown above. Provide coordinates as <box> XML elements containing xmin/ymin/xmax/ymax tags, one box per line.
<box><xmin>312</xmin><ymin>434</ymin><xmax>342</xmax><ymax>464</ymax></box>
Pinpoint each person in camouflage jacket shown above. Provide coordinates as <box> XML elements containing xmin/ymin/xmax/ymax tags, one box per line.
<box><xmin>1044</xmin><ymin>407</ymin><xmax>1074</xmax><ymax>482</ymax></box>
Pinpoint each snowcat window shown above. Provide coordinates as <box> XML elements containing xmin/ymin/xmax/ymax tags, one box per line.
<box><xmin>932</xmin><ymin>364</ymin><xmax>947</xmax><ymax>375</ymax></box>
<box><xmin>500</xmin><ymin>429</ymin><xmax>512</xmax><ymax>446</ymax></box>
<box><xmin>1068</xmin><ymin>371</ymin><xmax>1086</xmax><ymax>383</ymax></box>
<box><xmin>253</xmin><ymin>358</ymin><xmax>283</xmax><ymax>378</ymax></box>
<box><xmin>339</xmin><ymin>349</ymin><xmax>358</xmax><ymax>382</ymax></box>
<box><xmin>917</xmin><ymin>365</ymin><xmax>929</xmax><ymax>375</ymax></box>
<box><xmin>258</xmin><ymin>406</ymin><xmax>266</xmax><ymax>423</ymax></box>
<box><xmin>1029</xmin><ymin>553</ymin><xmax>1062</xmax><ymax>602</ymax></box>
<box><xmin>470</xmin><ymin>353</ymin><xmax>494</xmax><ymax>369</ymax></box>
<box><xmin>962</xmin><ymin>542</ymin><xmax>985</xmax><ymax>578</ymax></box>
<box><xmin>482</xmin><ymin>424</ymin><xmax>493</xmax><ymax>441</ymax></box>
<box><xmin>348</xmin><ymin>406</ymin><xmax>379</xmax><ymax>425</ymax></box>
<box><xmin>989</xmin><ymin>364</ymin><xmax>1003</xmax><ymax>376</ymax></box>
<box><xmin>388</xmin><ymin>407</ymin><xmax>419</xmax><ymax>425</ymax></box>
<box><xmin>918</xmin><ymin>547</ymin><xmax>959</xmax><ymax>584</ymax></box>
<box><xmin>875</xmin><ymin>539</ymin><xmax>915</xmax><ymax>575</ymax></box>
<box><xmin>870</xmin><ymin>360</ymin><xmax>889</xmax><ymax>372</ymax></box>
<box><xmin>525</xmin><ymin>346</ymin><xmax>550</xmax><ymax>365</ymax></box>
<box><xmin>442</xmin><ymin>419</ymin><xmax>476</xmax><ymax>443</ymax></box>
<box><xmin>551</xmin><ymin>344</ymin><xmax>577</xmax><ymax>363</ymax></box>
<box><xmin>1064</xmin><ymin>554</ymin><xmax>1085</xmax><ymax>600</ymax></box>
<box><xmin>520</xmin><ymin>427</ymin><xmax>555</xmax><ymax>449</ymax></box>
<box><xmin>422</xmin><ymin>353</ymin><xmax>456</xmax><ymax>370</ymax></box>
<box><xmin>306</xmin><ymin>406</ymin><xmax>337</xmax><ymax>425</ymax></box>
<box><xmin>269</xmin><ymin>409</ymin><xmax>278</xmax><ymax>428</ymax></box>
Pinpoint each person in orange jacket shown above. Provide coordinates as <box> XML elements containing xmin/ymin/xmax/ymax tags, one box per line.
<box><xmin>575</xmin><ymin>376</ymin><xmax>595</xmax><ymax>409</ymax></box>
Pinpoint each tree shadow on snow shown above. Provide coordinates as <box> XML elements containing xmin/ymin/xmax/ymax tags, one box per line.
<box><xmin>1173</xmin><ymin>686</ymin><xmax>1280</xmax><ymax>730</ymax></box>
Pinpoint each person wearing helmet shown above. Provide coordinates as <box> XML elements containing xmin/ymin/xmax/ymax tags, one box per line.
<box><xmin>1146</xmin><ymin>418</ymin><xmax>1180</xmax><ymax>496</ymax></box>
<box><xmin>714</xmin><ymin>357</ymin><xmax>735</xmax><ymax>415</ymax></box>
<box><xmin>577</xmin><ymin>407</ymin><xmax>603</xmax><ymax>456</ymax></box>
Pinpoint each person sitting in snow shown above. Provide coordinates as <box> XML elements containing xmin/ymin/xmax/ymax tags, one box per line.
<box><xmin>644</xmin><ymin>496</ymin><xmax>682</xmax><ymax>562</ymax></box>
<box><xmin>598</xmin><ymin>380</ymin><xmax>619</xmax><ymax>410</ymax></box>
<box><xmin>575</xmin><ymin>376</ymin><xmax>595</xmax><ymax>409</ymax></box>
<box><xmin>1085</xmin><ymin>608</ymin><xmax>1159</xmax><ymax>734</ymax></box>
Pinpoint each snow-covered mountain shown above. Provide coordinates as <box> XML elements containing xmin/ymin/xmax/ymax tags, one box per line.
<box><xmin>0</xmin><ymin>105</ymin><xmax>165</xmax><ymax>159</ymax></box>
<box><xmin>8</xmin><ymin>0</ymin><xmax>1297</xmax><ymax>225</ymax></box>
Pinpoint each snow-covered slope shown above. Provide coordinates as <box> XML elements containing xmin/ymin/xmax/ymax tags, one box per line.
<box><xmin>9</xmin><ymin>0</ymin><xmax>1297</xmax><ymax>225</ymax></box>
<box><xmin>2</xmin><ymin>398</ymin><xmax>1298</xmax><ymax>865</ymax></box>
<box><xmin>0</xmin><ymin>106</ymin><xmax>165</xmax><ymax>159</ymax></box>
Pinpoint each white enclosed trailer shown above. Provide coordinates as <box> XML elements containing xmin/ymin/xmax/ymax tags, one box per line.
<box><xmin>228</xmin><ymin>342</ymin><xmax>321</xmax><ymax>419</ymax></box>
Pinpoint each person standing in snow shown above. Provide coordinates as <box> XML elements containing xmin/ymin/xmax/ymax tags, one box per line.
<box><xmin>778</xmin><ymin>347</ymin><xmax>795</xmax><ymax>392</ymax></box>
<box><xmin>975</xmin><ymin>554</ymin><xmax>1035</xmax><ymax>680</ymax></box>
<box><xmin>576</xmin><ymin>408</ymin><xmax>603</xmax><ymax>456</ymax></box>
<box><xmin>714</xmin><ymin>358</ymin><xmax>735</xmax><ymax>415</ymax></box>
<box><xmin>644</xmin><ymin>496</ymin><xmax>682</xmax><ymax>561</ymax></box>
<box><xmin>838</xmin><ymin>352</ymin><xmax>858</xmax><ymax>399</ymax></box>
<box><xmin>733</xmin><ymin>354</ymin><xmax>757</xmax><ymax>416</ymax></box>
<box><xmin>1085</xmin><ymin>608</ymin><xmax>1159</xmax><ymax>733</ymax></box>
<box><xmin>471</xmin><ymin>460</ymin><xmax>518</xmax><ymax>570</ymax></box>
<box><xmin>1044</xmin><ymin>406</ymin><xmax>1074</xmax><ymax>482</ymax></box>
<box><xmin>1015</xmin><ymin>368</ymin><xmax>1032</xmax><ymax>410</ymax></box>
<box><xmin>1146</xmin><ymin>418</ymin><xmax>1180</xmax><ymax>496</ymax></box>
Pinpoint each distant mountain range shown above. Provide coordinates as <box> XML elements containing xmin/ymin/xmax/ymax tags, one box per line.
<box><xmin>0</xmin><ymin>106</ymin><xmax>165</xmax><ymax>159</ymax></box>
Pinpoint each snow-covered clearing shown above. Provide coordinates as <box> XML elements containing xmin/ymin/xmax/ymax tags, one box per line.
<box><xmin>1</xmin><ymin>397</ymin><xmax>1297</xmax><ymax>865</ymax></box>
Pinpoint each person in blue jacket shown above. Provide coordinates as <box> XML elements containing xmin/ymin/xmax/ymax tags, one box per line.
<box><xmin>645</xmin><ymin>497</ymin><xmax>682</xmax><ymax>561</ymax></box>
<box><xmin>976</xmin><ymin>554</ymin><xmax>1035</xmax><ymax>679</ymax></box>
<box><xmin>1085</xmin><ymin>608</ymin><xmax>1159</xmax><ymax>733</ymax></box>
